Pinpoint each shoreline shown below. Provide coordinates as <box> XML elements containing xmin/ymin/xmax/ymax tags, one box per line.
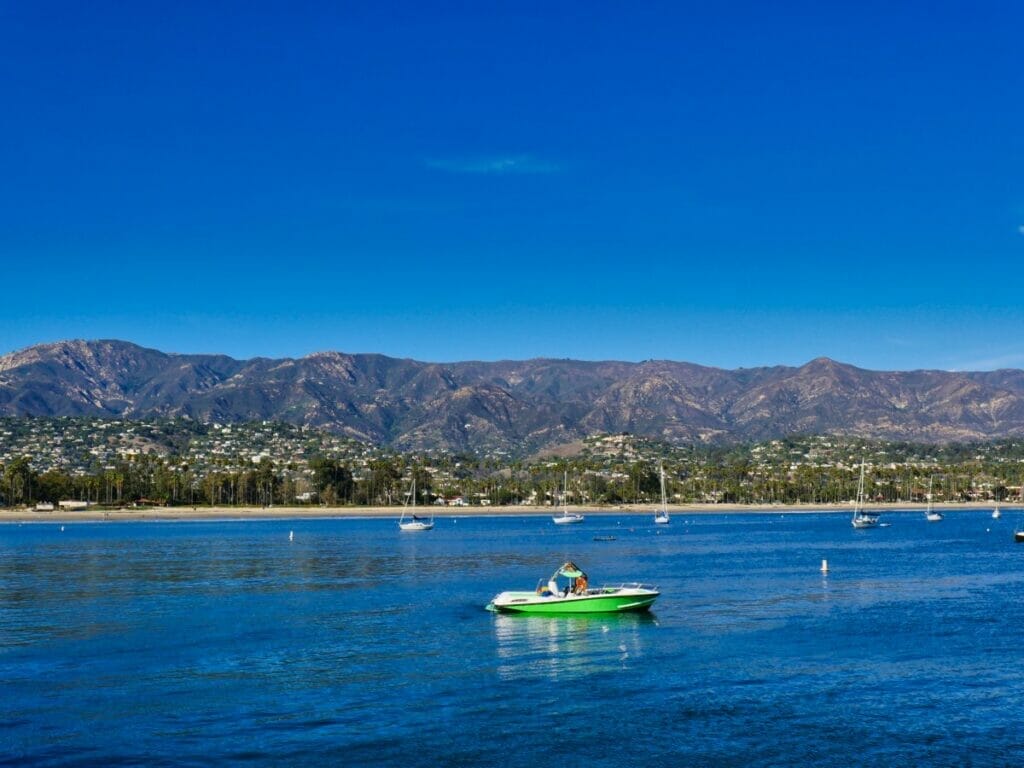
<box><xmin>0</xmin><ymin>500</ymin><xmax>1011</xmax><ymax>523</ymax></box>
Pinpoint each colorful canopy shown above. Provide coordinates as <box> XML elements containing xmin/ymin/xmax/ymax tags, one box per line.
<box><xmin>557</xmin><ymin>562</ymin><xmax>586</xmax><ymax>578</ymax></box>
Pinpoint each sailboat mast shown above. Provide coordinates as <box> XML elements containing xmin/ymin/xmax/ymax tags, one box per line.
<box><xmin>660</xmin><ymin>463</ymin><xmax>667</xmax><ymax>511</ymax></box>
<box><xmin>854</xmin><ymin>461</ymin><xmax>865</xmax><ymax>519</ymax></box>
<box><xmin>563</xmin><ymin>470</ymin><xmax>568</xmax><ymax>514</ymax></box>
<box><xmin>859</xmin><ymin>462</ymin><xmax>864</xmax><ymax>511</ymax></box>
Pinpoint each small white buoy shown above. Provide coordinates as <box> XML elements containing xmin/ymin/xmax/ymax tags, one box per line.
<box><xmin>60</xmin><ymin>526</ymin><xmax>65</xmax><ymax>532</ymax></box>
<box><xmin>289</xmin><ymin>530</ymin><xmax>294</xmax><ymax>541</ymax></box>
<box><xmin>820</xmin><ymin>559</ymin><xmax>829</xmax><ymax>573</ymax></box>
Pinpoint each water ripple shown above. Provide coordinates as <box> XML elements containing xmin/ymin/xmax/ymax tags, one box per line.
<box><xmin>2</xmin><ymin>514</ymin><xmax>1023</xmax><ymax>765</ymax></box>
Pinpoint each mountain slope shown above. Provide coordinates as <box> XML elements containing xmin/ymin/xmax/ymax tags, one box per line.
<box><xmin>2</xmin><ymin>340</ymin><xmax>1024</xmax><ymax>453</ymax></box>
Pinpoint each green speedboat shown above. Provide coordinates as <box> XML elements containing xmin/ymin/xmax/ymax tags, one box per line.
<box><xmin>486</xmin><ymin>562</ymin><xmax>659</xmax><ymax>614</ymax></box>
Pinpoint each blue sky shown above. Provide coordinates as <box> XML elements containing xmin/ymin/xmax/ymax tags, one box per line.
<box><xmin>2</xmin><ymin>2</ymin><xmax>1022</xmax><ymax>370</ymax></box>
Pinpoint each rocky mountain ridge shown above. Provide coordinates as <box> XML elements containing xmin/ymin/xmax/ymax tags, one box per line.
<box><xmin>2</xmin><ymin>340</ymin><xmax>1023</xmax><ymax>454</ymax></box>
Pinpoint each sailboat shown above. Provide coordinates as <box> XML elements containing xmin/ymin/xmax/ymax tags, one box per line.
<box><xmin>992</xmin><ymin>506</ymin><xmax>1001</xmax><ymax>520</ymax></box>
<box><xmin>654</xmin><ymin>462</ymin><xmax>670</xmax><ymax>524</ymax></box>
<box><xmin>851</xmin><ymin>461</ymin><xmax>880</xmax><ymax>529</ymax></box>
<box><xmin>552</xmin><ymin>471</ymin><xmax>584</xmax><ymax>524</ymax></box>
<box><xmin>925</xmin><ymin>477</ymin><xmax>943</xmax><ymax>522</ymax></box>
<box><xmin>398</xmin><ymin>477</ymin><xmax>434</xmax><ymax>531</ymax></box>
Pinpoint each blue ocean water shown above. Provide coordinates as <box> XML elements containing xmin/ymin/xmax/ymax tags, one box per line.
<box><xmin>1</xmin><ymin>511</ymin><xmax>1023</xmax><ymax>766</ymax></box>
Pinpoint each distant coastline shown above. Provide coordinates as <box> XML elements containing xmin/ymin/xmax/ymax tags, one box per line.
<box><xmin>0</xmin><ymin>500</ymin><xmax>1009</xmax><ymax>523</ymax></box>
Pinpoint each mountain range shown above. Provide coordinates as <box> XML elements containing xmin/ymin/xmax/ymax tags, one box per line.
<box><xmin>2</xmin><ymin>339</ymin><xmax>1024</xmax><ymax>454</ymax></box>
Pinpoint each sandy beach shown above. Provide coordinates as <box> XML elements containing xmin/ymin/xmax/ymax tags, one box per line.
<box><xmin>0</xmin><ymin>500</ymin><xmax>1007</xmax><ymax>523</ymax></box>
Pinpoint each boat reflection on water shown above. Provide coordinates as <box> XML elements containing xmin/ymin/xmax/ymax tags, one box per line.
<box><xmin>491</xmin><ymin>611</ymin><xmax>658</xmax><ymax>681</ymax></box>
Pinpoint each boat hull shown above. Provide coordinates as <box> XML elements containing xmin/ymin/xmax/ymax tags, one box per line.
<box><xmin>488</xmin><ymin>589</ymin><xmax>659</xmax><ymax>614</ymax></box>
<box><xmin>399</xmin><ymin>522</ymin><xmax>434</xmax><ymax>531</ymax></box>
<box><xmin>552</xmin><ymin>515</ymin><xmax>584</xmax><ymax>524</ymax></box>
<box><xmin>852</xmin><ymin>518</ymin><xmax>880</xmax><ymax>529</ymax></box>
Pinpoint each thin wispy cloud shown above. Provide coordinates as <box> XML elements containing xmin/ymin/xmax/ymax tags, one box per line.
<box><xmin>950</xmin><ymin>352</ymin><xmax>1024</xmax><ymax>371</ymax></box>
<box><xmin>425</xmin><ymin>154</ymin><xmax>561</xmax><ymax>175</ymax></box>
<box><xmin>884</xmin><ymin>336</ymin><xmax>913</xmax><ymax>348</ymax></box>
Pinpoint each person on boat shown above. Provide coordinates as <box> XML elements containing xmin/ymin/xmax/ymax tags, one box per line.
<box><xmin>574</xmin><ymin>575</ymin><xmax>588</xmax><ymax>594</ymax></box>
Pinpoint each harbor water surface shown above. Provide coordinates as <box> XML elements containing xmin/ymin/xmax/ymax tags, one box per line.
<box><xmin>2</xmin><ymin>512</ymin><xmax>1023</xmax><ymax>766</ymax></box>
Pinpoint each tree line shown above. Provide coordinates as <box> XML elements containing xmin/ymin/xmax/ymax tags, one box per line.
<box><xmin>2</xmin><ymin>450</ymin><xmax>1021</xmax><ymax>508</ymax></box>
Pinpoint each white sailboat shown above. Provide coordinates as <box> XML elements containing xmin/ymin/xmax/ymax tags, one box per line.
<box><xmin>992</xmin><ymin>506</ymin><xmax>1001</xmax><ymax>520</ymax></box>
<box><xmin>851</xmin><ymin>461</ymin><xmax>880</xmax><ymax>529</ymax></box>
<box><xmin>398</xmin><ymin>477</ymin><xmax>434</xmax><ymax>531</ymax></box>
<box><xmin>552</xmin><ymin>471</ymin><xmax>584</xmax><ymax>524</ymax></box>
<box><xmin>654</xmin><ymin>462</ymin><xmax>670</xmax><ymax>524</ymax></box>
<box><xmin>925</xmin><ymin>476</ymin><xmax>943</xmax><ymax>522</ymax></box>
